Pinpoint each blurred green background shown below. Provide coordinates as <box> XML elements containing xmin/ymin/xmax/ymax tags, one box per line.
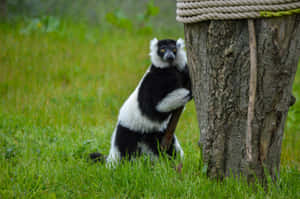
<box><xmin>0</xmin><ymin>1</ymin><xmax>300</xmax><ymax>198</ymax></box>
<box><xmin>1</xmin><ymin>0</ymin><xmax>182</xmax><ymax>32</ymax></box>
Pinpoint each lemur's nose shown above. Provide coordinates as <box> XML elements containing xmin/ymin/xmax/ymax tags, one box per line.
<box><xmin>167</xmin><ymin>55</ymin><xmax>175</xmax><ymax>62</ymax></box>
<box><xmin>164</xmin><ymin>51</ymin><xmax>175</xmax><ymax>62</ymax></box>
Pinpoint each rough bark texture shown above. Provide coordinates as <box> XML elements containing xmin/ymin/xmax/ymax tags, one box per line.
<box><xmin>184</xmin><ymin>15</ymin><xmax>300</xmax><ymax>181</ymax></box>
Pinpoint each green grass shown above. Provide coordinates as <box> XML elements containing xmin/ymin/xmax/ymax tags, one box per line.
<box><xmin>0</xmin><ymin>21</ymin><xmax>300</xmax><ymax>198</ymax></box>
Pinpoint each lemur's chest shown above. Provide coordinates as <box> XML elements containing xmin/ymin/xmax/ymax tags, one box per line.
<box><xmin>140</xmin><ymin>67</ymin><xmax>185</xmax><ymax>93</ymax></box>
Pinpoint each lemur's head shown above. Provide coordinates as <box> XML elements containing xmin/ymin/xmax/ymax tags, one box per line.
<box><xmin>150</xmin><ymin>38</ymin><xmax>187</xmax><ymax>71</ymax></box>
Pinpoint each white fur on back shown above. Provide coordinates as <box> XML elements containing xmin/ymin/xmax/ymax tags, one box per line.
<box><xmin>118</xmin><ymin>69</ymin><xmax>171</xmax><ymax>133</ymax></box>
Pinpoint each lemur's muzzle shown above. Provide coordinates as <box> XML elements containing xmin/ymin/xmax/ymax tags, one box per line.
<box><xmin>163</xmin><ymin>50</ymin><xmax>175</xmax><ymax>62</ymax></box>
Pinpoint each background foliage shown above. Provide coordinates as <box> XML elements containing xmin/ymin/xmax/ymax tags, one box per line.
<box><xmin>4</xmin><ymin>0</ymin><xmax>182</xmax><ymax>31</ymax></box>
<box><xmin>0</xmin><ymin>0</ymin><xmax>299</xmax><ymax>198</ymax></box>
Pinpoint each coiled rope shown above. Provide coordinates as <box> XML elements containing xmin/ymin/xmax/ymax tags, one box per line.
<box><xmin>176</xmin><ymin>0</ymin><xmax>300</xmax><ymax>23</ymax></box>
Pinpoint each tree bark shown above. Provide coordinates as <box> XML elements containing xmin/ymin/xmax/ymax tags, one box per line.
<box><xmin>184</xmin><ymin>15</ymin><xmax>300</xmax><ymax>181</ymax></box>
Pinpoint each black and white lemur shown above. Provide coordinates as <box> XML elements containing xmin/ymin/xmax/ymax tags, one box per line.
<box><xmin>91</xmin><ymin>38</ymin><xmax>192</xmax><ymax>164</ymax></box>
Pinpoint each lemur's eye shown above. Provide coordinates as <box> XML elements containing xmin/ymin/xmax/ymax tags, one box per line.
<box><xmin>173</xmin><ymin>48</ymin><xmax>177</xmax><ymax>53</ymax></box>
<box><xmin>160</xmin><ymin>49</ymin><xmax>165</xmax><ymax>53</ymax></box>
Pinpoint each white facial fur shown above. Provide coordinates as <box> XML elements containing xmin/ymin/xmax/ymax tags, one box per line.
<box><xmin>174</xmin><ymin>38</ymin><xmax>187</xmax><ymax>71</ymax></box>
<box><xmin>149</xmin><ymin>38</ymin><xmax>169</xmax><ymax>68</ymax></box>
<box><xmin>149</xmin><ymin>38</ymin><xmax>187</xmax><ymax>71</ymax></box>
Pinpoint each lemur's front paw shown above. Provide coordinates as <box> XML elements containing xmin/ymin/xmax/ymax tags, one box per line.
<box><xmin>183</xmin><ymin>91</ymin><xmax>193</xmax><ymax>103</ymax></box>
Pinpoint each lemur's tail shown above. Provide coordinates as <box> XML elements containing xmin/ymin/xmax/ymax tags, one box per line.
<box><xmin>89</xmin><ymin>152</ymin><xmax>107</xmax><ymax>163</ymax></box>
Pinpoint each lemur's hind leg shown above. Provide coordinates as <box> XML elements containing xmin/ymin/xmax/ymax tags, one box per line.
<box><xmin>173</xmin><ymin>135</ymin><xmax>184</xmax><ymax>159</ymax></box>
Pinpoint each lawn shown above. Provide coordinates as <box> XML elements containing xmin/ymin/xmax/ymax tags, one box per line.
<box><xmin>0</xmin><ymin>21</ymin><xmax>299</xmax><ymax>198</ymax></box>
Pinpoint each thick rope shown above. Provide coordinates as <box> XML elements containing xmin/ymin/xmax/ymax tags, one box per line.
<box><xmin>176</xmin><ymin>0</ymin><xmax>300</xmax><ymax>23</ymax></box>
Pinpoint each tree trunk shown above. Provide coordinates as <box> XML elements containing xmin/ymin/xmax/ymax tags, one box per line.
<box><xmin>184</xmin><ymin>15</ymin><xmax>300</xmax><ymax>181</ymax></box>
<box><xmin>0</xmin><ymin>0</ymin><xmax>6</xmax><ymax>18</ymax></box>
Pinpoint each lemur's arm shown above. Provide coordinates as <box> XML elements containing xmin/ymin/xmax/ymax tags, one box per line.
<box><xmin>155</xmin><ymin>88</ymin><xmax>190</xmax><ymax>113</ymax></box>
<box><xmin>156</xmin><ymin>66</ymin><xmax>192</xmax><ymax>113</ymax></box>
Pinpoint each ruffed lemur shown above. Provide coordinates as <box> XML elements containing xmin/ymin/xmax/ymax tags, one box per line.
<box><xmin>90</xmin><ymin>38</ymin><xmax>192</xmax><ymax>164</ymax></box>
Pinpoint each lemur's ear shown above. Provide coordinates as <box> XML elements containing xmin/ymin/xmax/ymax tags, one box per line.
<box><xmin>176</xmin><ymin>38</ymin><xmax>185</xmax><ymax>49</ymax></box>
<box><xmin>150</xmin><ymin>38</ymin><xmax>158</xmax><ymax>50</ymax></box>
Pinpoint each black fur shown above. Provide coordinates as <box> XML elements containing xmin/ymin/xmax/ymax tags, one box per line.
<box><xmin>90</xmin><ymin>39</ymin><xmax>192</xmax><ymax>163</ymax></box>
<box><xmin>138</xmin><ymin>64</ymin><xmax>191</xmax><ymax>122</ymax></box>
<box><xmin>114</xmin><ymin>63</ymin><xmax>192</xmax><ymax>161</ymax></box>
<box><xmin>157</xmin><ymin>39</ymin><xmax>177</xmax><ymax>59</ymax></box>
<box><xmin>115</xmin><ymin>124</ymin><xmax>176</xmax><ymax>160</ymax></box>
